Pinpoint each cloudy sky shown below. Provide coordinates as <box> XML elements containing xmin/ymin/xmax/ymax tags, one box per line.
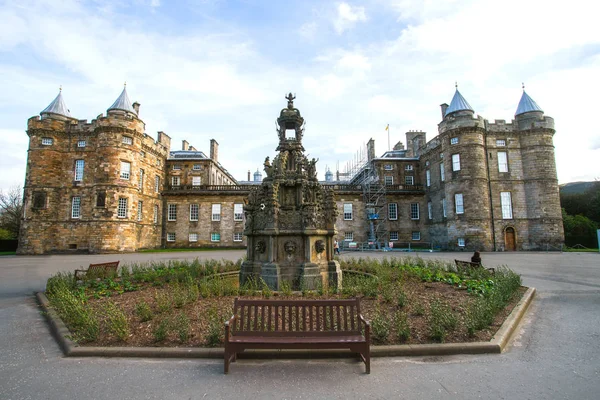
<box><xmin>1</xmin><ymin>0</ymin><xmax>599</xmax><ymax>193</ymax></box>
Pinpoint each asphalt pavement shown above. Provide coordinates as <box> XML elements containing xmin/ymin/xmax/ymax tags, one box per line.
<box><xmin>1</xmin><ymin>250</ymin><xmax>599</xmax><ymax>399</ymax></box>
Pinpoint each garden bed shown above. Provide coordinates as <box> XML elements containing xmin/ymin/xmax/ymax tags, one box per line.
<box><xmin>45</xmin><ymin>257</ymin><xmax>524</xmax><ymax>348</ymax></box>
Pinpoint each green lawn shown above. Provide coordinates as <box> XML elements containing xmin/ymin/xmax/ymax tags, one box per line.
<box><xmin>0</xmin><ymin>251</ymin><xmax>16</xmax><ymax>256</ymax></box>
<box><xmin>138</xmin><ymin>247</ymin><xmax>244</xmax><ymax>253</ymax></box>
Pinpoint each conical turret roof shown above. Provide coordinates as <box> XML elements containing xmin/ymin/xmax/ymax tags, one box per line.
<box><xmin>445</xmin><ymin>88</ymin><xmax>474</xmax><ymax>116</ymax></box>
<box><xmin>107</xmin><ymin>85</ymin><xmax>136</xmax><ymax>114</ymax></box>
<box><xmin>40</xmin><ymin>89</ymin><xmax>73</xmax><ymax>118</ymax></box>
<box><xmin>515</xmin><ymin>90</ymin><xmax>543</xmax><ymax>116</ymax></box>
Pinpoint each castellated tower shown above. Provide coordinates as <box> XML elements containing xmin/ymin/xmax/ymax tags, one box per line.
<box><xmin>435</xmin><ymin>89</ymin><xmax>493</xmax><ymax>250</ymax></box>
<box><xmin>18</xmin><ymin>86</ymin><xmax>171</xmax><ymax>254</ymax></box>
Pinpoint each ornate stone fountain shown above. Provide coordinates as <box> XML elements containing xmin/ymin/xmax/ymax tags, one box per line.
<box><xmin>240</xmin><ymin>94</ymin><xmax>341</xmax><ymax>291</ymax></box>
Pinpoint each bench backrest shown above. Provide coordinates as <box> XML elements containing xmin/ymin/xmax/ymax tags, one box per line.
<box><xmin>88</xmin><ymin>261</ymin><xmax>120</xmax><ymax>274</ymax></box>
<box><xmin>232</xmin><ymin>298</ymin><xmax>363</xmax><ymax>337</ymax></box>
<box><xmin>455</xmin><ymin>260</ymin><xmax>481</xmax><ymax>268</ymax></box>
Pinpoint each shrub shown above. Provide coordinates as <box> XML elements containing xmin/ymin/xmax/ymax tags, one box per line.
<box><xmin>174</xmin><ymin>313</ymin><xmax>190</xmax><ymax>343</ymax></box>
<box><xmin>371</xmin><ymin>310</ymin><xmax>391</xmax><ymax>344</ymax></box>
<box><xmin>135</xmin><ymin>301</ymin><xmax>153</xmax><ymax>322</ymax></box>
<box><xmin>394</xmin><ymin>311</ymin><xmax>410</xmax><ymax>342</ymax></box>
<box><xmin>103</xmin><ymin>302</ymin><xmax>129</xmax><ymax>341</ymax></box>
<box><xmin>153</xmin><ymin>317</ymin><xmax>170</xmax><ymax>342</ymax></box>
<box><xmin>428</xmin><ymin>299</ymin><xmax>458</xmax><ymax>342</ymax></box>
<box><xmin>154</xmin><ymin>290</ymin><xmax>171</xmax><ymax>313</ymax></box>
<box><xmin>205</xmin><ymin>307</ymin><xmax>224</xmax><ymax>347</ymax></box>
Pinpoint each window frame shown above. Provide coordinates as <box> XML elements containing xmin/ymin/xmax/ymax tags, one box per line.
<box><xmin>455</xmin><ymin>193</ymin><xmax>464</xmax><ymax>214</ymax></box>
<box><xmin>428</xmin><ymin>201</ymin><xmax>432</xmax><ymax>220</ymax></box>
<box><xmin>193</xmin><ymin>164</ymin><xmax>201</xmax><ymax>171</ymax></box>
<box><xmin>233</xmin><ymin>232</ymin><xmax>243</xmax><ymax>242</ymax></box>
<box><xmin>122</xmin><ymin>136</ymin><xmax>133</xmax><ymax>145</ymax></box>
<box><xmin>410</xmin><ymin>203</ymin><xmax>420</xmax><ymax>220</ymax></box>
<box><xmin>74</xmin><ymin>159</ymin><xmax>84</xmax><ymax>182</ymax></box>
<box><xmin>405</xmin><ymin>175</ymin><xmax>414</xmax><ymax>185</ymax></box>
<box><xmin>457</xmin><ymin>238</ymin><xmax>466</xmax><ymax>247</ymax></box>
<box><xmin>41</xmin><ymin>137</ymin><xmax>53</xmax><ymax>146</ymax></box>
<box><xmin>384</xmin><ymin>176</ymin><xmax>394</xmax><ymax>185</ymax></box>
<box><xmin>189</xmin><ymin>204</ymin><xmax>199</xmax><ymax>221</ymax></box>
<box><xmin>452</xmin><ymin>154</ymin><xmax>461</xmax><ymax>171</ymax></box>
<box><xmin>167</xmin><ymin>232</ymin><xmax>175</xmax><ymax>242</ymax></box>
<box><xmin>344</xmin><ymin>232</ymin><xmax>353</xmax><ymax>241</ymax></box>
<box><xmin>137</xmin><ymin>200</ymin><xmax>143</xmax><ymax>221</ymax></box>
<box><xmin>389</xmin><ymin>231</ymin><xmax>399</xmax><ymax>241</ymax></box>
<box><xmin>343</xmin><ymin>203</ymin><xmax>353</xmax><ymax>221</ymax></box>
<box><xmin>234</xmin><ymin>203</ymin><xmax>244</xmax><ymax>221</ymax></box>
<box><xmin>77</xmin><ymin>140</ymin><xmax>86</xmax><ymax>148</ymax></box>
<box><xmin>120</xmin><ymin>161</ymin><xmax>131</xmax><ymax>180</ymax></box>
<box><xmin>138</xmin><ymin>169</ymin><xmax>144</xmax><ymax>190</ymax></box>
<box><xmin>388</xmin><ymin>203</ymin><xmax>398</xmax><ymax>220</ymax></box>
<box><xmin>192</xmin><ymin>176</ymin><xmax>202</xmax><ymax>186</ymax></box>
<box><xmin>497</xmin><ymin>151</ymin><xmax>509</xmax><ymax>173</ymax></box>
<box><xmin>501</xmin><ymin>191</ymin><xmax>513</xmax><ymax>219</ymax></box>
<box><xmin>450</xmin><ymin>137</ymin><xmax>459</xmax><ymax>145</ymax></box>
<box><xmin>155</xmin><ymin>175</ymin><xmax>160</xmax><ymax>193</ymax></box>
<box><xmin>496</xmin><ymin>139</ymin><xmax>506</xmax><ymax>147</ymax></box>
<box><xmin>412</xmin><ymin>231</ymin><xmax>421</xmax><ymax>241</ymax></box>
<box><xmin>212</xmin><ymin>204</ymin><xmax>221</xmax><ymax>221</ymax></box>
<box><xmin>167</xmin><ymin>204</ymin><xmax>177</xmax><ymax>221</ymax></box>
<box><xmin>440</xmin><ymin>162</ymin><xmax>445</xmax><ymax>182</ymax></box>
<box><xmin>405</xmin><ymin>165</ymin><xmax>414</xmax><ymax>171</ymax></box>
<box><xmin>117</xmin><ymin>197</ymin><xmax>128</xmax><ymax>218</ymax></box>
<box><xmin>442</xmin><ymin>198</ymin><xmax>447</xmax><ymax>218</ymax></box>
<box><xmin>425</xmin><ymin>169</ymin><xmax>430</xmax><ymax>187</ymax></box>
<box><xmin>71</xmin><ymin>196</ymin><xmax>81</xmax><ymax>219</ymax></box>
<box><xmin>211</xmin><ymin>232</ymin><xmax>221</xmax><ymax>242</ymax></box>
<box><xmin>153</xmin><ymin>204</ymin><xmax>159</xmax><ymax>224</ymax></box>
<box><xmin>189</xmin><ymin>233</ymin><xmax>198</xmax><ymax>242</ymax></box>
<box><xmin>171</xmin><ymin>176</ymin><xmax>181</xmax><ymax>186</ymax></box>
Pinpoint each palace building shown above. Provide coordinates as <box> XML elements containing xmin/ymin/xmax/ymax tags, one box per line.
<box><xmin>17</xmin><ymin>86</ymin><xmax>564</xmax><ymax>254</ymax></box>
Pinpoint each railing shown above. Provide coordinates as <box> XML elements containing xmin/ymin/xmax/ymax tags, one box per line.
<box><xmin>166</xmin><ymin>185</ymin><xmax>257</xmax><ymax>192</ymax></box>
<box><xmin>322</xmin><ymin>184</ymin><xmax>424</xmax><ymax>192</ymax></box>
<box><xmin>340</xmin><ymin>241</ymin><xmax>433</xmax><ymax>252</ymax></box>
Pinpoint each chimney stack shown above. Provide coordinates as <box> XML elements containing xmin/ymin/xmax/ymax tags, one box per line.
<box><xmin>210</xmin><ymin>139</ymin><xmax>219</xmax><ymax>162</ymax></box>
<box><xmin>132</xmin><ymin>102</ymin><xmax>140</xmax><ymax>115</ymax></box>
<box><xmin>440</xmin><ymin>103</ymin><xmax>448</xmax><ymax>119</ymax></box>
<box><xmin>182</xmin><ymin>140</ymin><xmax>189</xmax><ymax>151</ymax></box>
<box><xmin>367</xmin><ymin>138</ymin><xmax>375</xmax><ymax>161</ymax></box>
<box><xmin>247</xmin><ymin>170</ymin><xmax>251</xmax><ymax>181</ymax></box>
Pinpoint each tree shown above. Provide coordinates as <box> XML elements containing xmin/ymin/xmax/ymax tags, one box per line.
<box><xmin>562</xmin><ymin>208</ymin><xmax>599</xmax><ymax>248</ymax></box>
<box><xmin>0</xmin><ymin>186</ymin><xmax>23</xmax><ymax>239</ymax></box>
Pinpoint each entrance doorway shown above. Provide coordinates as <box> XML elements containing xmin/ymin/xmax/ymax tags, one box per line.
<box><xmin>505</xmin><ymin>227</ymin><xmax>516</xmax><ymax>251</ymax></box>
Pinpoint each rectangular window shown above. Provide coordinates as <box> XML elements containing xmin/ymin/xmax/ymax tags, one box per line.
<box><xmin>171</xmin><ymin>176</ymin><xmax>180</xmax><ymax>186</ymax></box>
<box><xmin>120</xmin><ymin>161</ymin><xmax>131</xmax><ymax>180</ymax></box>
<box><xmin>343</xmin><ymin>203</ymin><xmax>353</xmax><ymax>220</ymax></box>
<box><xmin>122</xmin><ymin>136</ymin><xmax>133</xmax><ymax>145</ymax></box>
<box><xmin>412</xmin><ymin>231</ymin><xmax>421</xmax><ymax>241</ymax></box>
<box><xmin>458</xmin><ymin>238</ymin><xmax>466</xmax><ymax>247</ymax></box>
<box><xmin>138</xmin><ymin>169</ymin><xmax>144</xmax><ymax>190</ymax></box>
<box><xmin>96</xmin><ymin>191</ymin><xmax>106</xmax><ymax>207</ymax></box>
<box><xmin>405</xmin><ymin>165</ymin><xmax>413</xmax><ymax>171</ymax></box>
<box><xmin>384</xmin><ymin>176</ymin><xmax>394</xmax><ymax>185</ymax></box>
<box><xmin>425</xmin><ymin>170</ymin><xmax>430</xmax><ymax>187</ymax></box>
<box><xmin>193</xmin><ymin>164</ymin><xmax>201</xmax><ymax>170</ymax></box>
<box><xmin>168</xmin><ymin>204</ymin><xmax>177</xmax><ymax>221</ymax></box>
<box><xmin>498</xmin><ymin>151</ymin><xmax>508</xmax><ymax>173</ymax></box>
<box><xmin>140</xmin><ymin>151</ymin><xmax>145</xmax><ymax>158</ymax></box>
<box><xmin>234</xmin><ymin>203</ymin><xmax>244</xmax><ymax>221</ymax></box>
<box><xmin>455</xmin><ymin>193</ymin><xmax>464</xmax><ymax>214</ymax></box>
<box><xmin>71</xmin><ymin>196</ymin><xmax>81</xmax><ymax>218</ymax></box>
<box><xmin>192</xmin><ymin>176</ymin><xmax>201</xmax><ymax>186</ymax></box>
<box><xmin>155</xmin><ymin>175</ymin><xmax>160</xmax><ymax>193</ymax></box>
<box><xmin>190</xmin><ymin>204</ymin><xmax>199</xmax><ymax>221</ymax></box>
<box><xmin>442</xmin><ymin>198</ymin><xmax>447</xmax><ymax>218</ymax></box>
<box><xmin>211</xmin><ymin>233</ymin><xmax>221</xmax><ymax>242</ymax></box>
<box><xmin>452</xmin><ymin>154</ymin><xmax>461</xmax><ymax>171</ymax></box>
<box><xmin>189</xmin><ymin>233</ymin><xmax>198</xmax><ymax>242</ymax></box>
<box><xmin>41</xmin><ymin>137</ymin><xmax>53</xmax><ymax>145</ymax></box>
<box><xmin>212</xmin><ymin>204</ymin><xmax>221</xmax><ymax>221</ymax></box>
<box><xmin>428</xmin><ymin>201</ymin><xmax>432</xmax><ymax>220</ymax></box>
<box><xmin>384</xmin><ymin>164</ymin><xmax>393</xmax><ymax>170</ymax></box>
<box><xmin>501</xmin><ymin>192</ymin><xmax>513</xmax><ymax>219</ymax></box>
<box><xmin>410</xmin><ymin>203</ymin><xmax>420</xmax><ymax>220</ymax></box>
<box><xmin>137</xmin><ymin>201</ymin><xmax>143</xmax><ymax>221</ymax></box>
<box><xmin>440</xmin><ymin>162</ymin><xmax>445</xmax><ymax>182</ymax></box>
<box><xmin>172</xmin><ymin>164</ymin><xmax>181</xmax><ymax>170</ymax></box>
<box><xmin>450</xmin><ymin>137</ymin><xmax>459</xmax><ymax>145</ymax></box>
<box><xmin>344</xmin><ymin>232</ymin><xmax>353</xmax><ymax>241</ymax></box>
<box><xmin>440</xmin><ymin>152</ymin><xmax>444</xmax><ymax>159</ymax></box>
<box><xmin>117</xmin><ymin>197</ymin><xmax>128</xmax><ymax>218</ymax></box>
<box><xmin>33</xmin><ymin>192</ymin><xmax>47</xmax><ymax>209</ymax></box>
<box><xmin>388</xmin><ymin>203</ymin><xmax>398</xmax><ymax>220</ymax></box>
<box><xmin>405</xmin><ymin>176</ymin><xmax>414</xmax><ymax>185</ymax></box>
<box><xmin>74</xmin><ymin>159</ymin><xmax>84</xmax><ymax>181</ymax></box>
<box><xmin>167</xmin><ymin>233</ymin><xmax>175</xmax><ymax>242</ymax></box>
<box><xmin>390</xmin><ymin>231</ymin><xmax>399</xmax><ymax>241</ymax></box>
<box><xmin>153</xmin><ymin>204</ymin><xmax>159</xmax><ymax>224</ymax></box>
<box><xmin>233</xmin><ymin>233</ymin><xmax>243</xmax><ymax>242</ymax></box>
<box><xmin>496</xmin><ymin>139</ymin><xmax>506</xmax><ymax>147</ymax></box>
<box><xmin>77</xmin><ymin>140</ymin><xmax>86</xmax><ymax>148</ymax></box>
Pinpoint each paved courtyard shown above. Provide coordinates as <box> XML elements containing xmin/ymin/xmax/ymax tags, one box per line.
<box><xmin>1</xmin><ymin>250</ymin><xmax>599</xmax><ymax>399</ymax></box>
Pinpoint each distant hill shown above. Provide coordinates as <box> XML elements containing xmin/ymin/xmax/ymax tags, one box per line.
<box><xmin>560</xmin><ymin>181</ymin><xmax>597</xmax><ymax>195</ymax></box>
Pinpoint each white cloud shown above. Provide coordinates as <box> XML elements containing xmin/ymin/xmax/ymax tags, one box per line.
<box><xmin>333</xmin><ymin>3</ymin><xmax>367</xmax><ymax>34</ymax></box>
<box><xmin>299</xmin><ymin>21</ymin><xmax>318</xmax><ymax>40</ymax></box>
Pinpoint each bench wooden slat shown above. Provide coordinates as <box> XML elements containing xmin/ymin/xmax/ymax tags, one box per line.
<box><xmin>224</xmin><ymin>298</ymin><xmax>370</xmax><ymax>374</ymax></box>
<box><xmin>74</xmin><ymin>261</ymin><xmax>119</xmax><ymax>280</ymax></box>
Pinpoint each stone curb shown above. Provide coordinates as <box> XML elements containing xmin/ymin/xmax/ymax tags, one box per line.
<box><xmin>36</xmin><ymin>287</ymin><xmax>535</xmax><ymax>359</ymax></box>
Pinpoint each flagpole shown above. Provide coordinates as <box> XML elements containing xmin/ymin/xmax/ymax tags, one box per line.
<box><xmin>387</xmin><ymin>124</ymin><xmax>390</xmax><ymax>151</ymax></box>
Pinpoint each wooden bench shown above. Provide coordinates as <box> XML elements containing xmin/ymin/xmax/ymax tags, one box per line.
<box><xmin>224</xmin><ymin>298</ymin><xmax>371</xmax><ymax>374</ymax></box>
<box><xmin>455</xmin><ymin>259</ymin><xmax>495</xmax><ymax>274</ymax></box>
<box><xmin>74</xmin><ymin>261</ymin><xmax>120</xmax><ymax>280</ymax></box>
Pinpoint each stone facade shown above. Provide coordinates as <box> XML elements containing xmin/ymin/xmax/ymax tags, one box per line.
<box><xmin>18</xmin><ymin>89</ymin><xmax>564</xmax><ymax>254</ymax></box>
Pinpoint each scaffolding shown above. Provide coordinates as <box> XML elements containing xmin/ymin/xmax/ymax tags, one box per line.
<box><xmin>338</xmin><ymin>142</ymin><xmax>389</xmax><ymax>249</ymax></box>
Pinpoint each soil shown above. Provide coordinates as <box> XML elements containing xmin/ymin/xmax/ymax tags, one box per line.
<box><xmin>78</xmin><ymin>274</ymin><xmax>526</xmax><ymax>348</ymax></box>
